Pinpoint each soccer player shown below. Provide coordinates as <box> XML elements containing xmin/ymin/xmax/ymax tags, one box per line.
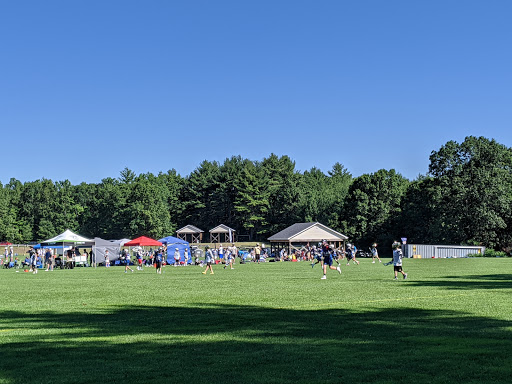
<box><xmin>320</xmin><ymin>240</ymin><xmax>341</xmax><ymax>279</ymax></box>
<box><xmin>392</xmin><ymin>242</ymin><xmax>407</xmax><ymax>280</ymax></box>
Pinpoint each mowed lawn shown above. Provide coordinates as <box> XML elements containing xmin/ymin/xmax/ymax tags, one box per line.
<box><xmin>0</xmin><ymin>258</ymin><xmax>511</xmax><ymax>384</ymax></box>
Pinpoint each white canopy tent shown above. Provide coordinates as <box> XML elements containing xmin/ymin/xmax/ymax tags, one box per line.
<box><xmin>42</xmin><ymin>229</ymin><xmax>94</xmax><ymax>246</ymax></box>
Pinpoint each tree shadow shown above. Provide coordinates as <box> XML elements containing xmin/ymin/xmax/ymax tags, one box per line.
<box><xmin>0</xmin><ymin>305</ymin><xmax>511</xmax><ymax>384</ymax></box>
<box><xmin>408</xmin><ymin>274</ymin><xmax>512</xmax><ymax>290</ymax></box>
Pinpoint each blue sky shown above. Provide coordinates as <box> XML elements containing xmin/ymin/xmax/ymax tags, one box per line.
<box><xmin>1</xmin><ymin>0</ymin><xmax>511</xmax><ymax>184</ymax></box>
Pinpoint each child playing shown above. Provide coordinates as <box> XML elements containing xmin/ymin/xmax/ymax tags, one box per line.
<box><xmin>392</xmin><ymin>242</ymin><xmax>408</xmax><ymax>280</ymax></box>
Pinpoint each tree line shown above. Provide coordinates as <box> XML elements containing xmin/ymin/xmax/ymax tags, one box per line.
<box><xmin>1</xmin><ymin>136</ymin><xmax>511</xmax><ymax>252</ymax></box>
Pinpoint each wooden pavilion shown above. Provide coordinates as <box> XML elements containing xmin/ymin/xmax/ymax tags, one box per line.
<box><xmin>267</xmin><ymin>222</ymin><xmax>348</xmax><ymax>257</ymax></box>
<box><xmin>176</xmin><ymin>225</ymin><xmax>204</xmax><ymax>244</ymax></box>
<box><xmin>209</xmin><ymin>224</ymin><xmax>236</xmax><ymax>244</ymax></box>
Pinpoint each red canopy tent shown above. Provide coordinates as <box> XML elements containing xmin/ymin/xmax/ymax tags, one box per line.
<box><xmin>0</xmin><ymin>242</ymin><xmax>13</xmax><ymax>246</ymax></box>
<box><xmin>123</xmin><ymin>236</ymin><xmax>162</xmax><ymax>247</ymax></box>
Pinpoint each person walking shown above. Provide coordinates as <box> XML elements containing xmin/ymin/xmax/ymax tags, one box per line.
<box><xmin>392</xmin><ymin>242</ymin><xmax>408</xmax><ymax>280</ymax></box>
<box><xmin>44</xmin><ymin>248</ymin><xmax>54</xmax><ymax>271</ymax></box>
<box><xmin>202</xmin><ymin>246</ymin><xmax>214</xmax><ymax>275</ymax></box>
<box><xmin>224</xmin><ymin>244</ymin><xmax>236</xmax><ymax>269</ymax></box>
<box><xmin>124</xmin><ymin>249</ymin><xmax>134</xmax><ymax>273</ymax></box>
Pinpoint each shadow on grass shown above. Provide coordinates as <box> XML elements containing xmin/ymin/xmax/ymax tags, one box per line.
<box><xmin>410</xmin><ymin>274</ymin><xmax>512</xmax><ymax>290</ymax></box>
<box><xmin>0</xmin><ymin>305</ymin><xmax>511</xmax><ymax>384</ymax></box>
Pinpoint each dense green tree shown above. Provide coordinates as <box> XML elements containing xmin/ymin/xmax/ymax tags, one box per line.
<box><xmin>426</xmin><ymin>136</ymin><xmax>512</xmax><ymax>249</ymax></box>
<box><xmin>181</xmin><ymin>160</ymin><xmax>221</xmax><ymax>237</ymax></box>
<box><xmin>297</xmin><ymin>163</ymin><xmax>352</xmax><ymax>229</ymax></box>
<box><xmin>1</xmin><ymin>143</ymin><xmax>511</xmax><ymax>250</ymax></box>
<box><xmin>216</xmin><ymin>156</ymin><xmax>246</xmax><ymax>229</ymax></box>
<box><xmin>89</xmin><ymin>177</ymin><xmax>127</xmax><ymax>239</ymax></box>
<box><xmin>342</xmin><ymin>169</ymin><xmax>409</xmax><ymax>248</ymax></box>
<box><xmin>124</xmin><ymin>173</ymin><xmax>173</xmax><ymax>239</ymax></box>
<box><xmin>159</xmin><ymin>169</ymin><xmax>184</xmax><ymax>233</ymax></box>
<box><xmin>234</xmin><ymin>160</ymin><xmax>270</xmax><ymax>240</ymax></box>
<box><xmin>326</xmin><ymin>163</ymin><xmax>353</xmax><ymax>230</ymax></box>
<box><xmin>261</xmin><ymin>154</ymin><xmax>302</xmax><ymax>237</ymax></box>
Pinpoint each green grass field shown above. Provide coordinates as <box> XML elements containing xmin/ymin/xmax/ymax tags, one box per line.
<box><xmin>1</xmin><ymin>258</ymin><xmax>511</xmax><ymax>384</ymax></box>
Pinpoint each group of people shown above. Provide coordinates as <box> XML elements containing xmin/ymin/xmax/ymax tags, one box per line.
<box><xmin>201</xmin><ymin>243</ymin><xmax>238</xmax><ymax>275</ymax></box>
<box><xmin>306</xmin><ymin>240</ymin><xmax>407</xmax><ymax>280</ymax></box>
<box><xmin>5</xmin><ymin>239</ymin><xmax>408</xmax><ymax>281</ymax></box>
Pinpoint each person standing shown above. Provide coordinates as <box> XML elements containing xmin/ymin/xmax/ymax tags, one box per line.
<box><xmin>173</xmin><ymin>248</ymin><xmax>180</xmax><ymax>266</ymax></box>
<box><xmin>371</xmin><ymin>243</ymin><xmax>381</xmax><ymax>263</ymax></box>
<box><xmin>44</xmin><ymin>248</ymin><xmax>53</xmax><ymax>271</ymax></box>
<box><xmin>254</xmin><ymin>243</ymin><xmax>261</xmax><ymax>263</ymax></box>
<box><xmin>184</xmin><ymin>248</ymin><xmax>189</xmax><ymax>266</ymax></box>
<box><xmin>202</xmin><ymin>245</ymin><xmax>214</xmax><ymax>275</ymax></box>
<box><xmin>392</xmin><ymin>242</ymin><xmax>408</xmax><ymax>280</ymax></box>
<box><xmin>104</xmin><ymin>249</ymin><xmax>110</xmax><ymax>268</ymax></box>
<box><xmin>218</xmin><ymin>244</ymin><xmax>224</xmax><ymax>264</ymax></box>
<box><xmin>155</xmin><ymin>248</ymin><xmax>163</xmax><ymax>274</ymax></box>
<box><xmin>30</xmin><ymin>247</ymin><xmax>38</xmax><ymax>274</ymax></box>
<box><xmin>136</xmin><ymin>249</ymin><xmax>143</xmax><ymax>270</ymax></box>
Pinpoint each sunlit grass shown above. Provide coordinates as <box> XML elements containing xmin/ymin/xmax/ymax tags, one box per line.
<box><xmin>0</xmin><ymin>258</ymin><xmax>511</xmax><ymax>383</ymax></box>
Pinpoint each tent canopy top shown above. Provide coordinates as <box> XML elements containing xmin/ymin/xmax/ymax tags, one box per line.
<box><xmin>158</xmin><ymin>235</ymin><xmax>189</xmax><ymax>246</ymax></box>
<box><xmin>41</xmin><ymin>229</ymin><xmax>94</xmax><ymax>246</ymax></box>
<box><xmin>123</xmin><ymin>236</ymin><xmax>162</xmax><ymax>247</ymax></box>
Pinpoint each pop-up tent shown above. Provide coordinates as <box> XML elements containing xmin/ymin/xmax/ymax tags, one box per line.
<box><xmin>41</xmin><ymin>229</ymin><xmax>94</xmax><ymax>247</ymax></box>
<box><xmin>158</xmin><ymin>235</ymin><xmax>191</xmax><ymax>264</ymax></box>
<box><xmin>124</xmin><ymin>236</ymin><xmax>162</xmax><ymax>247</ymax></box>
<box><xmin>92</xmin><ymin>238</ymin><xmax>122</xmax><ymax>264</ymax></box>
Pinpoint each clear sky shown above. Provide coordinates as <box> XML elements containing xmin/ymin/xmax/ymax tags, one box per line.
<box><xmin>1</xmin><ymin>0</ymin><xmax>511</xmax><ymax>184</ymax></box>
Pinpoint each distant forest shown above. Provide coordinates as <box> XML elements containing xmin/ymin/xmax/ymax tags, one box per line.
<box><xmin>1</xmin><ymin>136</ymin><xmax>511</xmax><ymax>252</ymax></box>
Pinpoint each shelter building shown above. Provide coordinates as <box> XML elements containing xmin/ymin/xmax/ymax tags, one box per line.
<box><xmin>268</xmin><ymin>222</ymin><xmax>348</xmax><ymax>257</ymax></box>
<box><xmin>176</xmin><ymin>225</ymin><xmax>204</xmax><ymax>244</ymax></box>
<box><xmin>209</xmin><ymin>224</ymin><xmax>236</xmax><ymax>243</ymax></box>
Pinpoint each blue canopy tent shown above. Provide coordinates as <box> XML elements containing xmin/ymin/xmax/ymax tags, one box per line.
<box><xmin>158</xmin><ymin>236</ymin><xmax>191</xmax><ymax>264</ymax></box>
